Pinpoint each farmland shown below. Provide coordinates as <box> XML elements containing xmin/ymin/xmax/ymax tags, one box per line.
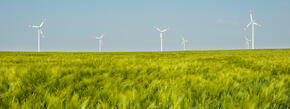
<box><xmin>0</xmin><ymin>49</ymin><xmax>289</xmax><ymax>108</ymax></box>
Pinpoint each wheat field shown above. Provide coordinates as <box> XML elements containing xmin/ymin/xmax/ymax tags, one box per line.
<box><xmin>0</xmin><ymin>49</ymin><xmax>289</xmax><ymax>108</ymax></box>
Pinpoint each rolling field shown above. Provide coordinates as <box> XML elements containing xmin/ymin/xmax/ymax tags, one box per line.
<box><xmin>0</xmin><ymin>49</ymin><xmax>289</xmax><ymax>108</ymax></box>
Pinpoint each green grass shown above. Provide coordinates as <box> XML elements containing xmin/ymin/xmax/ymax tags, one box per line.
<box><xmin>0</xmin><ymin>49</ymin><xmax>289</xmax><ymax>109</ymax></box>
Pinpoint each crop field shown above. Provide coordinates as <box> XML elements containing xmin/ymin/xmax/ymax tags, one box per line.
<box><xmin>0</xmin><ymin>49</ymin><xmax>289</xmax><ymax>108</ymax></box>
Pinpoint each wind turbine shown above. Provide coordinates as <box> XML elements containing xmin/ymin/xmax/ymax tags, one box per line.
<box><xmin>244</xmin><ymin>36</ymin><xmax>251</xmax><ymax>49</ymax></box>
<box><xmin>181</xmin><ymin>36</ymin><xmax>189</xmax><ymax>50</ymax></box>
<box><xmin>95</xmin><ymin>34</ymin><xmax>104</xmax><ymax>52</ymax></box>
<box><xmin>28</xmin><ymin>18</ymin><xmax>47</xmax><ymax>52</ymax></box>
<box><xmin>153</xmin><ymin>26</ymin><xmax>169</xmax><ymax>51</ymax></box>
<box><xmin>244</xmin><ymin>9</ymin><xmax>261</xmax><ymax>49</ymax></box>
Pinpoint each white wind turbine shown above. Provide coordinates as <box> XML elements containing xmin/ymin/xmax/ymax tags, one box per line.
<box><xmin>181</xmin><ymin>36</ymin><xmax>189</xmax><ymax>50</ymax></box>
<box><xmin>153</xmin><ymin>26</ymin><xmax>169</xmax><ymax>51</ymax></box>
<box><xmin>28</xmin><ymin>18</ymin><xmax>47</xmax><ymax>52</ymax></box>
<box><xmin>244</xmin><ymin>36</ymin><xmax>251</xmax><ymax>49</ymax></box>
<box><xmin>95</xmin><ymin>34</ymin><xmax>104</xmax><ymax>52</ymax></box>
<box><xmin>244</xmin><ymin>9</ymin><xmax>261</xmax><ymax>49</ymax></box>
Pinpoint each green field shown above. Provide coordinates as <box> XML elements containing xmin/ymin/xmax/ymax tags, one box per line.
<box><xmin>0</xmin><ymin>49</ymin><xmax>289</xmax><ymax>108</ymax></box>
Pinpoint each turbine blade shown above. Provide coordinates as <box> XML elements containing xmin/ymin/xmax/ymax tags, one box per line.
<box><xmin>40</xmin><ymin>29</ymin><xmax>45</xmax><ymax>38</ymax></box>
<box><xmin>39</xmin><ymin>18</ymin><xmax>47</xmax><ymax>27</ymax></box>
<box><xmin>250</xmin><ymin>9</ymin><xmax>253</xmax><ymax>22</ymax></box>
<box><xmin>244</xmin><ymin>22</ymin><xmax>251</xmax><ymax>31</ymax></box>
<box><xmin>100</xmin><ymin>34</ymin><xmax>104</xmax><ymax>39</ymax></box>
<box><xmin>28</xmin><ymin>25</ymin><xmax>38</xmax><ymax>28</ymax></box>
<box><xmin>255</xmin><ymin>22</ymin><xmax>262</xmax><ymax>27</ymax></box>
<box><xmin>153</xmin><ymin>26</ymin><xmax>161</xmax><ymax>32</ymax></box>
<box><xmin>161</xmin><ymin>27</ymin><xmax>169</xmax><ymax>32</ymax></box>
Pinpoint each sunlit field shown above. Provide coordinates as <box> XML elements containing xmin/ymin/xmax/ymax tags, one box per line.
<box><xmin>0</xmin><ymin>49</ymin><xmax>289</xmax><ymax>108</ymax></box>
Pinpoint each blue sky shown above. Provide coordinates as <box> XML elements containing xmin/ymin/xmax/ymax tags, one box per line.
<box><xmin>0</xmin><ymin>0</ymin><xmax>289</xmax><ymax>52</ymax></box>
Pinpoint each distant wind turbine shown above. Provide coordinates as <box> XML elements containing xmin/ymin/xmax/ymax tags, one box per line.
<box><xmin>244</xmin><ymin>36</ymin><xmax>251</xmax><ymax>49</ymax></box>
<box><xmin>153</xmin><ymin>26</ymin><xmax>169</xmax><ymax>51</ymax></box>
<box><xmin>95</xmin><ymin>34</ymin><xmax>104</xmax><ymax>52</ymax></box>
<box><xmin>181</xmin><ymin>36</ymin><xmax>189</xmax><ymax>50</ymax></box>
<box><xmin>28</xmin><ymin>18</ymin><xmax>47</xmax><ymax>52</ymax></box>
<box><xmin>244</xmin><ymin>9</ymin><xmax>261</xmax><ymax>49</ymax></box>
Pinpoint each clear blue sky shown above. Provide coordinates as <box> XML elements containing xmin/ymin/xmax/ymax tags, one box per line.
<box><xmin>0</xmin><ymin>0</ymin><xmax>289</xmax><ymax>52</ymax></box>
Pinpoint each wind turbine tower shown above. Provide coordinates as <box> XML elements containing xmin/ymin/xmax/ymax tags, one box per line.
<box><xmin>28</xmin><ymin>18</ymin><xmax>47</xmax><ymax>52</ymax></box>
<box><xmin>244</xmin><ymin>36</ymin><xmax>251</xmax><ymax>49</ymax></box>
<box><xmin>244</xmin><ymin>9</ymin><xmax>261</xmax><ymax>49</ymax></box>
<box><xmin>153</xmin><ymin>26</ymin><xmax>169</xmax><ymax>51</ymax></box>
<box><xmin>181</xmin><ymin>36</ymin><xmax>189</xmax><ymax>50</ymax></box>
<box><xmin>95</xmin><ymin>34</ymin><xmax>104</xmax><ymax>52</ymax></box>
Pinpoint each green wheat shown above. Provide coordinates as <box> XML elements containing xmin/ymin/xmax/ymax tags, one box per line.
<box><xmin>0</xmin><ymin>49</ymin><xmax>289</xmax><ymax>108</ymax></box>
